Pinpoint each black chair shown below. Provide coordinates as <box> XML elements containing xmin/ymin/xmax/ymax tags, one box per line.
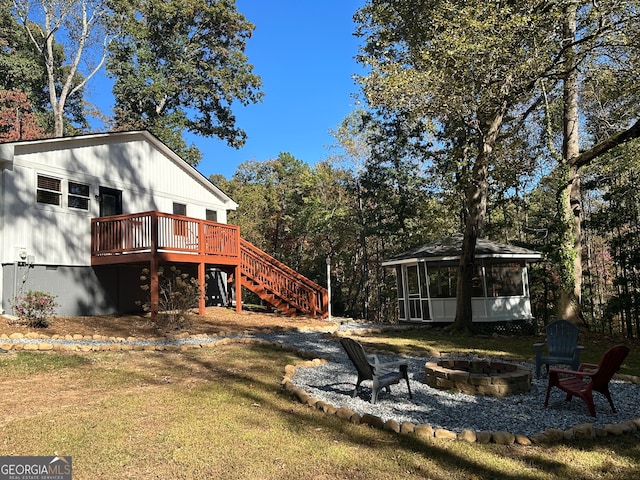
<box><xmin>340</xmin><ymin>337</ymin><xmax>412</xmax><ymax>404</ymax></box>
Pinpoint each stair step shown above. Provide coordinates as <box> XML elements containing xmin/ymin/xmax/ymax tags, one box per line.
<box><xmin>239</xmin><ymin>241</ymin><xmax>328</xmax><ymax>318</ymax></box>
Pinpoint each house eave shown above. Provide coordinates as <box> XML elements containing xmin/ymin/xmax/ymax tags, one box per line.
<box><xmin>0</xmin><ymin>143</ymin><xmax>14</xmax><ymax>165</ymax></box>
<box><xmin>1</xmin><ymin>131</ymin><xmax>238</xmax><ymax>210</ymax></box>
<box><xmin>382</xmin><ymin>253</ymin><xmax>543</xmax><ymax>267</ymax></box>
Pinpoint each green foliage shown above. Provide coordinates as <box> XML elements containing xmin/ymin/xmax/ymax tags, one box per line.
<box><xmin>139</xmin><ymin>265</ymin><xmax>205</xmax><ymax>330</ymax></box>
<box><xmin>585</xmin><ymin>145</ymin><xmax>640</xmax><ymax>336</ymax></box>
<box><xmin>107</xmin><ymin>0</ymin><xmax>263</xmax><ymax>165</ymax></box>
<box><xmin>10</xmin><ymin>290</ymin><xmax>58</xmax><ymax>328</ymax></box>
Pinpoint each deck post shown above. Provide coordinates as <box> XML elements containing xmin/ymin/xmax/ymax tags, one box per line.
<box><xmin>234</xmin><ymin>264</ymin><xmax>242</xmax><ymax>313</ymax></box>
<box><xmin>150</xmin><ymin>212</ymin><xmax>159</xmax><ymax>322</ymax></box>
<box><xmin>150</xmin><ymin>256</ymin><xmax>159</xmax><ymax>322</ymax></box>
<box><xmin>198</xmin><ymin>261</ymin><xmax>206</xmax><ymax>315</ymax></box>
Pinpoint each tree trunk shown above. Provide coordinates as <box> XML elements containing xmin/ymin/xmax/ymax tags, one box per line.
<box><xmin>558</xmin><ymin>3</ymin><xmax>583</xmax><ymax>323</ymax></box>
<box><xmin>453</xmin><ymin>119</ymin><xmax>498</xmax><ymax>332</ymax></box>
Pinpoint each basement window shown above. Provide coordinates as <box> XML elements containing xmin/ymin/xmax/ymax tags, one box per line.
<box><xmin>36</xmin><ymin>175</ymin><xmax>62</xmax><ymax>206</ymax></box>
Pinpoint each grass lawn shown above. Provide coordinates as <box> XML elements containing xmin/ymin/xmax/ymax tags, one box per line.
<box><xmin>1</xmin><ymin>316</ymin><xmax>639</xmax><ymax>479</ymax></box>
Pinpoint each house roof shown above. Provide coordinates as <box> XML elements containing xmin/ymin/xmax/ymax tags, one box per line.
<box><xmin>0</xmin><ymin>130</ymin><xmax>238</xmax><ymax>210</ymax></box>
<box><xmin>381</xmin><ymin>233</ymin><xmax>542</xmax><ymax>266</ymax></box>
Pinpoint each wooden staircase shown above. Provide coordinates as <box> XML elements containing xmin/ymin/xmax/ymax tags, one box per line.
<box><xmin>240</xmin><ymin>239</ymin><xmax>329</xmax><ymax>318</ymax></box>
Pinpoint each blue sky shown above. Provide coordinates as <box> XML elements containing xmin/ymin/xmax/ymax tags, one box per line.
<box><xmin>193</xmin><ymin>0</ymin><xmax>365</xmax><ymax>179</ymax></box>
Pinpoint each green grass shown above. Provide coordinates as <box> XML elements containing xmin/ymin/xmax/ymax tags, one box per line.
<box><xmin>1</xmin><ymin>332</ymin><xmax>639</xmax><ymax>479</ymax></box>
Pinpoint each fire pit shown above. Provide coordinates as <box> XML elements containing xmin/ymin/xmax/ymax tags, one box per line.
<box><xmin>424</xmin><ymin>358</ymin><xmax>531</xmax><ymax>397</ymax></box>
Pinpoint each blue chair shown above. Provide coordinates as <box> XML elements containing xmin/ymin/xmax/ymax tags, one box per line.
<box><xmin>534</xmin><ymin>319</ymin><xmax>584</xmax><ymax>378</ymax></box>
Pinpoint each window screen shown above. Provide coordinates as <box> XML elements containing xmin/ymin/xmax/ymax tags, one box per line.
<box><xmin>37</xmin><ymin>175</ymin><xmax>61</xmax><ymax>206</ymax></box>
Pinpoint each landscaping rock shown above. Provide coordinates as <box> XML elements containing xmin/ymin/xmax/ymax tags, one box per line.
<box><xmin>434</xmin><ymin>428</ymin><xmax>457</xmax><ymax>440</ymax></box>
<box><xmin>383</xmin><ymin>419</ymin><xmax>400</xmax><ymax>433</ymax></box>
<box><xmin>604</xmin><ymin>424</ymin><xmax>624</xmax><ymax>436</ymax></box>
<box><xmin>400</xmin><ymin>422</ymin><xmax>415</xmax><ymax>434</ymax></box>
<box><xmin>336</xmin><ymin>407</ymin><xmax>354</xmax><ymax>420</ymax></box>
<box><xmin>414</xmin><ymin>424</ymin><xmax>434</xmax><ymax>439</ymax></box>
<box><xmin>361</xmin><ymin>414</ymin><xmax>385</xmax><ymax>430</ymax></box>
<box><xmin>458</xmin><ymin>429</ymin><xmax>476</xmax><ymax>442</ymax></box>
<box><xmin>492</xmin><ymin>431</ymin><xmax>515</xmax><ymax>445</ymax></box>
<box><xmin>572</xmin><ymin>423</ymin><xmax>595</xmax><ymax>440</ymax></box>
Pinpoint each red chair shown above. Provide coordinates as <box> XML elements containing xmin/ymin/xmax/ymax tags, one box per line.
<box><xmin>544</xmin><ymin>345</ymin><xmax>630</xmax><ymax>417</ymax></box>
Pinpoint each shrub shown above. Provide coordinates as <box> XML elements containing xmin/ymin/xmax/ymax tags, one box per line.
<box><xmin>139</xmin><ymin>266</ymin><xmax>207</xmax><ymax>330</ymax></box>
<box><xmin>11</xmin><ymin>290</ymin><xmax>58</xmax><ymax>328</ymax></box>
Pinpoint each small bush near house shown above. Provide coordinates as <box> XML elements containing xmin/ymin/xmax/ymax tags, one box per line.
<box><xmin>139</xmin><ymin>266</ymin><xmax>206</xmax><ymax>331</ymax></box>
<box><xmin>11</xmin><ymin>290</ymin><xmax>58</xmax><ymax>328</ymax></box>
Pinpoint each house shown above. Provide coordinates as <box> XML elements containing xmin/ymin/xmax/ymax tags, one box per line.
<box><xmin>382</xmin><ymin>234</ymin><xmax>542</xmax><ymax>324</ymax></box>
<box><xmin>0</xmin><ymin>131</ymin><xmax>328</xmax><ymax>319</ymax></box>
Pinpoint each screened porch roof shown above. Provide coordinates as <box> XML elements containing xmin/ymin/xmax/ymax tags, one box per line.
<box><xmin>381</xmin><ymin>234</ymin><xmax>542</xmax><ymax>266</ymax></box>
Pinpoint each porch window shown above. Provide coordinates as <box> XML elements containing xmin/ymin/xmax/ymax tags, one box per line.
<box><xmin>486</xmin><ymin>262</ymin><xmax>524</xmax><ymax>297</ymax></box>
<box><xmin>68</xmin><ymin>181</ymin><xmax>90</xmax><ymax>210</ymax></box>
<box><xmin>428</xmin><ymin>266</ymin><xmax>457</xmax><ymax>298</ymax></box>
<box><xmin>36</xmin><ymin>175</ymin><xmax>61</xmax><ymax>206</ymax></box>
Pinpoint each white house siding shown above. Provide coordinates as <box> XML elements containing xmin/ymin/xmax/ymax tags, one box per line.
<box><xmin>2</xmin><ymin>133</ymin><xmax>232</xmax><ymax>267</ymax></box>
<box><xmin>0</xmin><ymin>131</ymin><xmax>236</xmax><ymax>316</ymax></box>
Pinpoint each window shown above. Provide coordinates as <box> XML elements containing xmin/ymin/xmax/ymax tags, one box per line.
<box><xmin>68</xmin><ymin>181</ymin><xmax>90</xmax><ymax>210</ymax></box>
<box><xmin>173</xmin><ymin>203</ymin><xmax>187</xmax><ymax>216</ymax></box>
<box><xmin>36</xmin><ymin>175</ymin><xmax>61</xmax><ymax>206</ymax></box>
<box><xmin>206</xmin><ymin>209</ymin><xmax>218</xmax><ymax>222</ymax></box>
<box><xmin>486</xmin><ymin>263</ymin><xmax>524</xmax><ymax>297</ymax></box>
<box><xmin>428</xmin><ymin>266</ymin><xmax>457</xmax><ymax>298</ymax></box>
<box><xmin>173</xmin><ymin>203</ymin><xmax>187</xmax><ymax>235</ymax></box>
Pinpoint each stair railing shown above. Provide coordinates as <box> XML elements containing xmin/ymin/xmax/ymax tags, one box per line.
<box><xmin>240</xmin><ymin>239</ymin><xmax>328</xmax><ymax>318</ymax></box>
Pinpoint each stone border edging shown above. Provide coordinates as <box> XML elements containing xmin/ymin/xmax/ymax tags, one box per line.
<box><xmin>3</xmin><ymin>327</ymin><xmax>640</xmax><ymax>446</ymax></box>
<box><xmin>281</xmin><ymin>356</ymin><xmax>640</xmax><ymax>446</ymax></box>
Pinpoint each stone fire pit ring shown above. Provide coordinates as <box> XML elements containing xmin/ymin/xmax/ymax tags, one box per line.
<box><xmin>425</xmin><ymin>358</ymin><xmax>532</xmax><ymax>397</ymax></box>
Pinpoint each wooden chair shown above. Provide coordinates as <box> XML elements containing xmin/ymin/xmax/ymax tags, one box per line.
<box><xmin>340</xmin><ymin>337</ymin><xmax>412</xmax><ymax>404</ymax></box>
<box><xmin>534</xmin><ymin>319</ymin><xmax>584</xmax><ymax>378</ymax></box>
<box><xmin>544</xmin><ymin>344</ymin><xmax>630</xmax><ymax>417</ymax></box>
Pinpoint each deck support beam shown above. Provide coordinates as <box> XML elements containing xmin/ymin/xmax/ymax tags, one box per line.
<box><xmin>234</xmin><ymin>264</ymin><xmax>242</xmax><ymax>313</ymax></box>
<box><xmin>198</xmin><ymin>261</ymin><xmax>206</xmax><ymax>315</ymax></box>
<box><xmin>150</xmin><ymin>256</ymin><xmax>159</xmax><ymax>322</ymax></box>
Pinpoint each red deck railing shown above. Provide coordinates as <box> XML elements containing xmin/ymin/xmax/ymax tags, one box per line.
<box><xmin>91</xmin><ymin>211</ymin><xmax>240</xmax><ymax>261</ymax></box>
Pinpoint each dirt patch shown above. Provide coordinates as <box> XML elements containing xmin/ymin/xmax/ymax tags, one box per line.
<box><xmin>0</xmin><ymin>306</ymin><xmax>337</xmax><ymax>339</ymax></box>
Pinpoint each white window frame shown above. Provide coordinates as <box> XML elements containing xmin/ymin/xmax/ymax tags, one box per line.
<box><xmin>68</xmin><ymin>181</ymin><xmax>91</xmax><ymax>211</ymax></box>
<box><xmin>36</xmin><ymin>174</ymin><xmax>62</xmax><ymax>207</ymax></box>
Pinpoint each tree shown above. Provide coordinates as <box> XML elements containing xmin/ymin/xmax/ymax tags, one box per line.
<box><xmin>107</xmin><ymin>0</ymin><xmax>263</xmax><ymax>166</ymax></box>
<box><xmin>355</xmin><ymin>0</ymin><xmax>640</xmax><ymax>332</ymax></box>
<box><xmin>0</xmin><ymin>3</ymin><xmax>42</xmax><ymax>100</ymax></box>
<box><xmin>0</xmin><ymin>88</ymin><xmax>45</xmax><ymax>141</ymax></box>
<box><xmin>552</xmin><ymin>2</ymin><xmax>640</xmax><ymax>323</ymax></box>
<box><xmin>12</xmin><ymin>0</ymin><xmax>110</xmax><ymax>137</ymax></box>
<box><xmin>354</xmin><ymin>1</ymin><xmax>569</xmax><ymax>332</ymax></box>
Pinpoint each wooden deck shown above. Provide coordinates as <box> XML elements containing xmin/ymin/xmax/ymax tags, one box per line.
<box><xmin>91</xmin><ymin>211</ymin><xmax>328</xmax><ymax>319</ymax></box>
<box><xmin>91</xmin><ymin>211</ymin><xmax>241</xmax><ymax>266</ymax></box>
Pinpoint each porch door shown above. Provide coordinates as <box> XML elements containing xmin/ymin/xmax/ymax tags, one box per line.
<box><xmin>99</xmin><ymin>187</ymin><xmax>122</xmax><ymax>217</ymax></box>
<box><xmin>406</xmin><ymin>264</ymin><xmax>430</xmax><ymax>321</ymax></box>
